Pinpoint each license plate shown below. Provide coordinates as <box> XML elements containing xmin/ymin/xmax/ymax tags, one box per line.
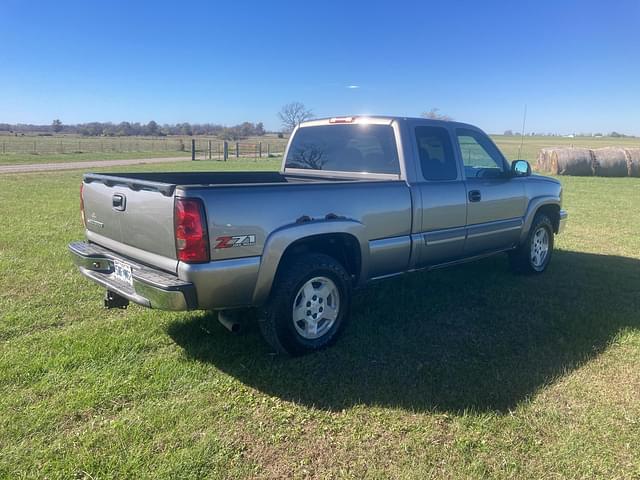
<box><xmin>113</xmin><ymin>260</ymin><xmax>133</xmax><ymax>286</ymax></box>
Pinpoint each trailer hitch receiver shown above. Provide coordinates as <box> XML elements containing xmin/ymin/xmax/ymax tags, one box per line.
<box><xmin>104</xmin><ymin>290</ymin><xmax>129</xmax><ymax>309</ymax></box>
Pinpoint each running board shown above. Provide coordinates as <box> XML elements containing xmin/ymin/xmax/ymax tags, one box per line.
<box><xmin>367</xmin><ymin>246</ymin><xmax>515</xmax><ymax>283</ymax></box>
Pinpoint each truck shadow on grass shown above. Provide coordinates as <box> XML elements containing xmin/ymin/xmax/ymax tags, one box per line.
<box><xmin>167</xmin><ymin>251</ymin><xmax>640</xmax><ymax>413</ymax></box>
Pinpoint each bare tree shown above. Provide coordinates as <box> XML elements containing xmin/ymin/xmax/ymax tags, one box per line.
<box><xmin>421</xmin><ymin>108</ymin><xmax>453</xmax><ymax>121</ymax></box>
<box><xmin>287</xmin><ymin>143</ymin><xmax>327</xmax><ymax>170</ymax></box>
<box><xmin>278</xmin><ymin>102</ymin><xmax>313</xmax><ymax>133</ymax></box>
<box><xmin>51</xmin><ymin>119</ymin><xmax>63</xmax><ymax>133</ymax></box>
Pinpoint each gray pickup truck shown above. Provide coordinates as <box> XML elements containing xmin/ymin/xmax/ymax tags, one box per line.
<box><xmin>69</xmin><ymin>116</ymin><xmax>567</xmax><ymax>355</ymax></box>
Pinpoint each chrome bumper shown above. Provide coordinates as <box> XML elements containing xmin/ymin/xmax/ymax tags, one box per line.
<box><xmin>68</xmin><ymin>241</ymin><xmax>197</xmax><ymax>311</ymax></box>
<box><xmin>558</xmin><ymin>209</ymin><xmax>568</xmax><ymax>234</ymax></box>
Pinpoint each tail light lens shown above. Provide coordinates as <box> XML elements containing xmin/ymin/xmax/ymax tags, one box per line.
<box><xmin>175</xmin><ymin>198</ymin><xmax>209</xmax><ymax>263</ymax></box>
<box><xmin>80</xmin><ymin>182</ymin><xmax>86</xmax><ymax>226</ymax></box>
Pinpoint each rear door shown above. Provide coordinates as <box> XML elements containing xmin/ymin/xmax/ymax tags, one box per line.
<box><xmin>455</xmin><ymin>128</ymin><xmax>526</xmax><ymax>254</ymax></box>
<box><xmin>412</xmin><ymin>123</ymin><xmax>468</xmax><ymax>267</ymax></box>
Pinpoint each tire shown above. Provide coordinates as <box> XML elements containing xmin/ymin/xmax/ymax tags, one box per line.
<box><xmin>509</xmin><ymin>213</ymin><xmax>555</xmax><ymax>274</ymax></box>
<box><xmin>258</xmin><ymin>253</ymin><xmax>352</xmax><ymax>356</ymax></box>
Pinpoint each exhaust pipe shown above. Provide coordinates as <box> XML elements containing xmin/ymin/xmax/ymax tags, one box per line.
<box><xmin>218</xmin><ymin>310</ymin><xmax>241</xmax><ymax>333</ymax></box>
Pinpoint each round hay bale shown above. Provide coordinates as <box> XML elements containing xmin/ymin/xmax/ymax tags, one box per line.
<box><xmin>624</xmin><ymin>148</ymin><xmax>640</xmax><ymax>177</ymax></box>
<box><xmin>550</xmin><ymin>148</ymin><xmax>594</xmax><ymax>176</ymax></box>
<box><xmin>536</xmin><ymin>148</ymin><xmax>557</xmax><ymax>172</ymax></box>
<box><xmin>593</xmin><ymin>147</ymin><xmax>629</xmax><ymax>177</ymax></box>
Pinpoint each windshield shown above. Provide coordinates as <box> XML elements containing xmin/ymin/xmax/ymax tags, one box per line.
<box><xmin>285</xmin><ymin>124</ymin><xmax>400</xmax><ymax>175</ymax></box>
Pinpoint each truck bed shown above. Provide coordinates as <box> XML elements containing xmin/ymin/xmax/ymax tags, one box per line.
<box><xmin>81</xmin><ymin>169</ymin><xmax>405</xmax><ymax>273</ymax></box>
<box><xmin>84</xmin><ymin>171</ymin><xmax>355</xmax><ymax>197</ymax></box>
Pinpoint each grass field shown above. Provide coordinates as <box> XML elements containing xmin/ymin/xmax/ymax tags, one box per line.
<box><xmin>492</xmin><ymin>135</ymin><xmax>640</xmax><ymax>163</ymax></box>
<box><xmin>1</xmin><ymin>133</ymin><xmax>639</xmax><ymax>167</ymax></box>
<box><xmin>0</xmin><ymin>134</ymin><xmax>288</xmax><ymax>165</ymax></box>
<box><xmin>1</xmin><ymin>160</ymin><xmax>639</xmax><ymax>478</ymax></box>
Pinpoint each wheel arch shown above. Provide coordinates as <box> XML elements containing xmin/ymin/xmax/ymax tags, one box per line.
<box><xmin>519</xmin><ymin>196</ymin><xmax>561</xmax><ymax>244</ymax></box>
<box><xmin>252</xmin><ymin>220</ymin><xmax>368</xmax><ymax>305</ymax></box>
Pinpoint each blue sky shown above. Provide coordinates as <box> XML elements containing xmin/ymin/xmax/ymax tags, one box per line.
<box><xmin>1</xmin><ymin>0</ymin><xmax>639</xmax><ymax>134</ymax></box>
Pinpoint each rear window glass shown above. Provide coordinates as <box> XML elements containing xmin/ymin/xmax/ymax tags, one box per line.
<box><xmin>415</xmin><ymin>126</ymin><xmax>457</xmax><ymax>181</ymax></box>
<box><xmin>285</xmin><ymin>124</ymin><xmax>400</xmax><ymax>174</ymax></box>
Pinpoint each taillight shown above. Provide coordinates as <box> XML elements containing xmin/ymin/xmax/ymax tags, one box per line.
<box><xmin>174</xmin><ymin>198</ymin><xmax>209</xmax><ymax>263</ymax></box>
<box><xmin>329</xmin><ymin>116</ymin><xmax>356</xmax><ymax>123</ymax></box>
<box><xmin>80</xmin><ymin>182</ymin><xmax>86</xmax><ymax>226</ymax></box>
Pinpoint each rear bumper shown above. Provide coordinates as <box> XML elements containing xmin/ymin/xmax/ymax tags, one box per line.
<box><xmin>558</xmin><ymin>209</ymin><xmax>568</xmax><ymax>234</ymax></box>
<box><xmin>68</xmin><ymin>241</ymin><xmax>197</xmax><ymax>311</ymax></box>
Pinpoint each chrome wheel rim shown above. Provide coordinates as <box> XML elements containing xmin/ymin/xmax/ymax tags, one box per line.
<box><xmin>292</xmin><ymin>276</ymin><xmax>340</xmax><ymax>340</ymax></box>
<box><xmin>531</xmin><ymin>227</ymin><xmax>550</xmax><ymax>268</ymax></box>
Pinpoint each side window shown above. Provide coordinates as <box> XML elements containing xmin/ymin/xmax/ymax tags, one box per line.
<box><xmin>415</xmin><ymin>126</ymin><xmax>457</xmax><ymax>181</ymax></box>
<box><xmin>456</xmin><ymin>128</ymin><xmax>506</xmax><ymax>178</ymax></box>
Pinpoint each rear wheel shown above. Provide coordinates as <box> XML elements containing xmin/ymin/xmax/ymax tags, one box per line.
<box><xmin>509</xmin><ymin>213</ymin><xmax>554</xmax><ymax>274</ymax></box>
<box><xmin>259</xmin><ymin>253</ymin><xmax>351</xmax><ymax>355</ymax></box>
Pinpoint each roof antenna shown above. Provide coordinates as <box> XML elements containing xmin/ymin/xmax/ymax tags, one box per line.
<box><xmin>517</xmin><ymin>104</ymin><xmax>527</xmax><ymax>160</ymax></box>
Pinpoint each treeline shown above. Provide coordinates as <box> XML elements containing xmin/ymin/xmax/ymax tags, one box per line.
<box><xmin>0</xmin><ymin>120</ymin><xmax>266</xmax><ymax>140</ymax></box>
<box><xmin>502</xmin><ymin>129</ymin><xmax>636</xmax><ymax>138</ymax></box>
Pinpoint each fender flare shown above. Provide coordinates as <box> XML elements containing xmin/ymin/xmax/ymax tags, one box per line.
<box><xmin>251</xmin><ymin>219</ymin><xmax>368</xmax><ymax>305</ymax></box>
<box><xmin>519</xmin><ymin>195</ymin><xmax>561</xmax><ymax>243</ymax></box>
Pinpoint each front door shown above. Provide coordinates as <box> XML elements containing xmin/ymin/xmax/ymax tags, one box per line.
<box><xmin>455</xmin><ymin>128</ymin><xmax>527</xmax><ymax>254</ymax></box>
<box><xmin>413</xmin><ymin>124</ymin><xmax>468</xmax><ymax>267</ymax></box>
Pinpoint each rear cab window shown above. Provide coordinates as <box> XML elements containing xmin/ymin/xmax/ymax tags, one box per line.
<box><xmin>285</xmin><ymin>124</ymin><xmax>400</xmax><ymax>175</ymax></box>
<box><xmin>415</xmin><ymin>126</ymin><xmax>458</xmax><ymax>181</ymax></box>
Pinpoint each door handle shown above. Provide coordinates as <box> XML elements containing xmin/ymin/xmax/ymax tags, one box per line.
<box><xmin>468</xmin><ymin>190</ymin><xmax>481</xmax><ymax>202</ymax></box>
<box><xmin>112</xmin><ymin>194</ymin><xmax>126</xmax><ymax>211</ymax></box>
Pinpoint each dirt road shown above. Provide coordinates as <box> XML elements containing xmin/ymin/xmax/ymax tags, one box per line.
<box><xmin>0</xmin><ymin>156</ymin><xmax>190</xmax><ymax>174</ymax></box>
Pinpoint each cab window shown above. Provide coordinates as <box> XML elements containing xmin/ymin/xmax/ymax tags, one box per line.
<box><xmin>415</xmin><ymin>126</ymin><xmax>457</xmax><ymax>181</ymax></box>
<box><xmin>285</xmin><ymin>124</ymin><xmax>400</xmax><ymax>174</ymax></box>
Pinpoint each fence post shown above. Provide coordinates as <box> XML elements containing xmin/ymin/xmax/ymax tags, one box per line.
<box><xmin>258</xmin><ymin>142</ymin><xmax>262</xmax><ymax>159</ymax></box>
<box><xmin>235</xmin><ymin>142</ymin><xmax>239</xmax><ymax>158</ymax></box>
<box><xmin>208</xmin><ymin>140</ymin><xmax>212</xmax><ymax>160</ymax></box>
<box><xmin>223</xmin><ymin>141</ymin><xmax>229</xmax><ymax>161</ymax></box>
<box><xmin>191</xmin><ymin>139</ymin><xmax>196</xmax><ymax>160</ymax></box>
<box><xmin>217</xmin><ymin>143</ymin><xmax>221</xmax><ymax>160</ymax></box>
<box><xmin>2</xmin><ymin>142</ymin><xmax>5</xmax><ymax>154</ymax></box>
<box><xmin>78</xmin><ymin>140</ymin><xmax>81</xmax><ymax>152</ymax></box>
<box><xmin>267</xmin><ymin>144</ymin><xmax>270</xmax><ymax>157</ymax></box>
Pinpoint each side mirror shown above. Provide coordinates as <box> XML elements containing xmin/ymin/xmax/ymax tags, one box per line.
<box><xmin>511</xmin><ymin>160</ymin><xmax>531</xmax><ymax>177</ymax></box>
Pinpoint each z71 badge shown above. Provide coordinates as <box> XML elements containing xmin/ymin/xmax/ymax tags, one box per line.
<box><xmin>214</xmin><ymin>235</ymin><xmax>256</xmax><ymax>249</ymax></box>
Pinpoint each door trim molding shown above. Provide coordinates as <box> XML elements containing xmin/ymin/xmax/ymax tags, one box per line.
<box><xmin>466</xmin><ymin>218</ymin><xmax>523</xmax><ymax>239</ymax></box>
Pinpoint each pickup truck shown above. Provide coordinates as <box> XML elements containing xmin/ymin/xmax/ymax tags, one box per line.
<box><xmin>69</xmin><ymin>116</ymin><xmax>568</xmax><ymax>355</ymax></box>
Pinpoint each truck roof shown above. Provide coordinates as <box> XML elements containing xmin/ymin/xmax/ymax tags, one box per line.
<box><xmin>299</xmin><ymin>115</ymin><xmax>480</xmax><ymax>131</ymax></box>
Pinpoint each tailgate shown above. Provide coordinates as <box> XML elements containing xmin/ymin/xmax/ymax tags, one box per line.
<box><xmin>82</xmin><ymin>174</ymin><xmax>178</xmax><ymax>271</ymax></box>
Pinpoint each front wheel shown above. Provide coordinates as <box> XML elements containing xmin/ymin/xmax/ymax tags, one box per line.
<box><xmin>509</xmin><ymin>213</ymin><xmax>555</xmax><ymax>274</ymax></box>
<box><xmin>258</xmin><ymin>253</ymin><xmax>352</xmax><ymax>356</ymax></box>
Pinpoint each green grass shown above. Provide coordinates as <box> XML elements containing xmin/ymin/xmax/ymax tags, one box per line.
<box><xmin>1</xmin><ymin>160</ymin><xmax>639</xmax><ymax>478</ymax></box>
